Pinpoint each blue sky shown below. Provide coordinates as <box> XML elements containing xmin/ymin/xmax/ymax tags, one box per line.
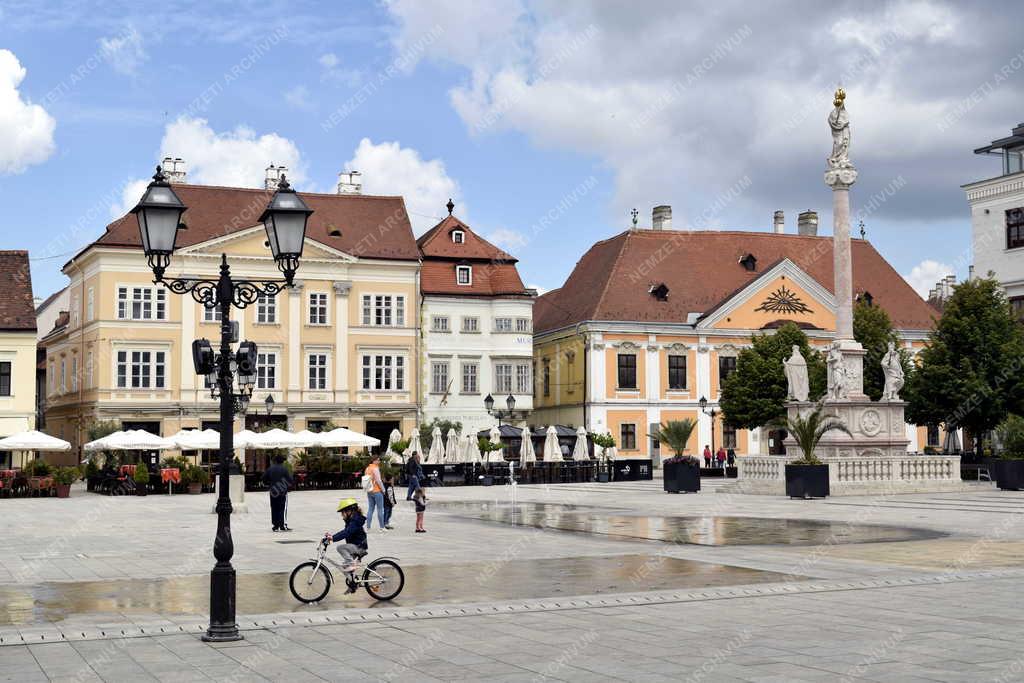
<box><xmin>0</xmin><ymin>1</ymin><xmax>1018</xmax><ymax>302</ymax></box>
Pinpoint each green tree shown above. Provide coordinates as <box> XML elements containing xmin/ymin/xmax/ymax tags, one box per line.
<box><xmin>854</xmin><ymin>299</ymin><xmax>913</xmax><ymax>401</ymax></box>
<box><xmin>653</xmin><ymin>419</ymin><xmax>697</xmax><ymax>457</ymax></box>
<box><xmin>720</xmin><ymin>322</ymin><xmax>826</xmax><ymax>429</ymax></box>
<box><xmin>770</xmin><ymin>402</ymin><xmax>851</xmax><ymax>464</ymax></box>
<box><xmin>905</xmin><ymin>277</ymin><xmax>1024</xmax><ymax>454</ymax></box>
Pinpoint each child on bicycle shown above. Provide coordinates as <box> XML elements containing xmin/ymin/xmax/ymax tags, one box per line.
<box><xmin>327</xmin><ymin>498</ymin><xmax>367</xmax><ymax>593</ymax></box>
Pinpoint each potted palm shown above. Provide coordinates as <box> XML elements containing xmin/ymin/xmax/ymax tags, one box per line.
<box><xmin>772</xmin><ymin>403</ymin><xmax>850</xmax><ymax>499</ymax></box>
<box><xmin>995</xmin><ymin>415</ymin><xmax>1024</xmax><ymax>490</ymax></box>
<box><xmin>133</xmin><ymin>463</ymin><xmax>150</xmax><ymax>496</ymax></box>
<box><xmin>591</xmin><ymin>433</ymin><xmax>615</xmax><ymax>482</ymax></box>
<box><xmin>52</xmin><ymin>466</ymin><xmax>80</xmax><ymax>498</ymax></box>
<box><xmin>655</xmin><ymin>419</ymin><xmax>700</xmax><ymax>493</ymax></box>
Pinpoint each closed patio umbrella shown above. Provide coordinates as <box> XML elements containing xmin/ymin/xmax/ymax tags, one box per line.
<box><xmin>487</xmin><ymin>426</ymin><xmax>502</xmax><ymax>463</ymax></box>
<box><xmin>943</xmin><ymin>429</ymin><xmax>962</xmax><ymax>454</ymax></box>
<box><xmin>426</xmin><ymin>426</ymin><xmax>444</xmax><ymax>463</ymax></box>
<box><xmin>404</xmin><ymin>428</ymin><xmax>422</xmax><ymax>458</ymax></box>
<box><xmin>542</xmin><ymin>425</ymin><xmax>561</xmax><ymax>462</ymax></box>
<box><xmin>444</xmin><ymin>430</ymin><xmax>460</xmax><ymax>464</ymax></box>
<box><xmin>519</xmin><ymin>427</ymin><xmax>536</xmax><ymax>464</ymax></box>
<box><xmin>466</xmin><ymin>434</ymin><xmax>482</xmax><ymax>465</ymax></box>
<box><xmin>386</xmin><ymin>428</ymin><xmax>403</xmax><ymax>458</ymax></box>
<box><xmin>572</xmin><ymin>425</ymin><xmax>590</xmax><ymax>461</ymax></box>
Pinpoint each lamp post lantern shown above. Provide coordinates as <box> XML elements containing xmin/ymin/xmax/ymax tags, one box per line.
<box><xmin>133</xmin><ymin>168</ymin><xmax>312</xmax><ymax>642</ymax></box>
<box><xmin>698</xmin><ymin>395</ymin><xmax>717</xmax><ymax>458</ymax></box>
<box><xmin>264</xmin><ymin>394</ymin><xmax>275</xmax><ymax>416</ymax></box>
<box><xmin>484</xmin><ymin>393</ymin><xmax>522</xmax><ymax>428</ymax></box>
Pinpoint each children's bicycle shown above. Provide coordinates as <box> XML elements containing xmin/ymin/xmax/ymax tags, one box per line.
<box><xmin>289</xmin><ymin>536</ymin><xmax>405</xmax><ymax>603</ymax></box>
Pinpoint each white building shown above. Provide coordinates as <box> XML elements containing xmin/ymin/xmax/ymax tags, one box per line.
<box><xmin>418</xmin><ymin>206</ymin><xmax>535</xmax><ymax>434</ymax></box>
<box><xmin>965</xmin><ymin>123</ymin><xmax>1024</xmax><ymax>315</ymax></box>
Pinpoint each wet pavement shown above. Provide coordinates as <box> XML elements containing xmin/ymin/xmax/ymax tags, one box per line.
<box><xmin>0</xmin><ymin>553</ymin><xmax>798</xmax><ymax>626</ymax></box>
<box><xmin>436</xmin><ymin>501</ymin><xmax>944</xmax><ymax>546</ymax></box>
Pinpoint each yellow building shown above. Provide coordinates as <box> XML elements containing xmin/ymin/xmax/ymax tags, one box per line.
<box><xmin>0</xmin><ymin>251</ymin><xmax>38</xmax><ymax>469</ymax></box>
<box><xmin>42</xmin><ymin>179</ymin><xmax>421</xmax><ymax>465</ymax></box>
<box><xmin>533</xmin><ymin>215</ymin><xmax>945</xmax><ymax>462</ymax></box>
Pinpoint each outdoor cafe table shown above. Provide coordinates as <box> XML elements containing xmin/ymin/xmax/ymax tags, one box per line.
<box><xmin>160</xmin><ymin>468</ymin><xmax>180</xmax><ymax>494</ymax></box>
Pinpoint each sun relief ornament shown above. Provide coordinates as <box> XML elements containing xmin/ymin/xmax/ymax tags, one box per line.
<box><xmin>754</xmin><ymin>285</ymin><xmax>813</xmax><ymax>315</ymax></box>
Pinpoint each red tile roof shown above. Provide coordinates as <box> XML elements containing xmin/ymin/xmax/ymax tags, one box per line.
<box><xmin>0</xmin><ymin>251</ymin><xmax>36</xmax><ymax>331</ymax></box>
<box><xmin>418</xmin><ymin>215</ymin><xmax>529</xmax><ymax>296</ymax></box>
<box><xmin>534</xmin><ymin>229</ymin><xmax>938</xmax><ymax>334</ymax></box>
<box><xmin>78</xmin><ymin>184</ymin><xmax>419</xmax><ymax>264</ymax></box>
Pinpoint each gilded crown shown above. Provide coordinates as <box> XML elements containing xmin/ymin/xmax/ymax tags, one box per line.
<box><xmin>833</xmin><ymin>87</ymin><xmax>846</xmax><ymax>108</ymax></box>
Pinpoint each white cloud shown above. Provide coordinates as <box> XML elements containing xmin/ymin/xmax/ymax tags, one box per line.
<box><xmin>527</xmin><ymin>283</ymin><xmax>549</xmax><ymax>295</ymax></box>
<box><xmin>318</xmin><ymin>53</ymin><xmax>340</xmax><ymax>69</ymax></box>
<box><xmin>110</xmin><ymin>177</ymin><xmax>151</xmax><ymax>219</ymax></box>
<box><xmin>346</xmin><ymin>138</ymin><xmax>460</xmax><ymax>234</ymax></box>
<box><xmin>487</xmin><ymin>227</ymin><xmax>528</xmax><ymax>252</ymax></box>
<box><xmin>99</xmin><ymin>26</ymin><xmax>147</xmax><ymax>76</ymax></box>
<box><xmin>903</xmin><ymin>259</ymin><xmax>954</xmax><ymax>298</ymax></box>
<box><xmin>317</xmin><ymin>52</ymin><xmax>362</xmax><ymax>86</ymax></box>
<box><xmin>284</xmin><ymin>85</ymin><xmax>314</xmax><ymax>111</ymax></box>
<box><xmin>0</xmin><ymin>49</ymin><xmax>56</xmax><ymax>175</ymax></box>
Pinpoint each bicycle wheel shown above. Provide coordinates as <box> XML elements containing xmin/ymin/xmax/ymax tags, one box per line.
<box><xmin>363</xmin><ymin>559</ymin><xmax>404</xmax><ymax>601</ymax></box>
<box><xmin>289</xmin><ymin>561</ymin><xmax>332</xmax><ymax>603</ymax></box>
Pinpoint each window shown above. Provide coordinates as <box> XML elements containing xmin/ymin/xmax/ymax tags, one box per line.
<box><xmin>361</xmin><ymin>354</ymin><xmax>406</xmax><ymax>391</ymax></box>
<box><xmin>617</xmin><ymin>354</ymin><xmax>637</xmax><ymax>389</ymax></box>
<box><xmin>494</xmin><ymin>363</ymin><xmax>513</xmax><ymax>393</ymax></box>
<box><xmin>71</xmin><ymin>356</ymin><xmax>78</xmax><ymax>392</ymax></box>
<box><xmin>308</xmin><ymin>353</ymin><xmax>328</xmax><ymax>390</ymax></box>
<box><xmin>431</xmin><ymin>361</ymin><xmax>450</xmax><ymax>394</ymax></box>
<box><xmin>668</xmin><ymin>354</ymin><xmax>687</xmax><ymax>390</ymax></box>
<box><xmin>431</xmin><ymin>315</ymin><xmax>450</xmax><ymax>332</ymax></box>
<box><xmin>515</xmin><ymin>364</ymin><xmax>531</xmax><ymax>394</ymax></box>
<box><xmin>494</xmin><ymin>317</ymin><xmax>513</xmax><ymax>333</ymax></box>
<box><xmin>457</xmin><ymin>265</ymin><xmax>472</xmax><ymax>285</ymax></box>
<box><xmin>60</xmin><ymin>359</ymin><xmax>66</xmax><ymax>393</ymax></box>
<box><xmin>927</xmin><ymin>424</ymin><xmax>940</xmax><ymax>447</ymax></box>
<box><xmin>719</xmin><ymin>356</ymin><xmax>737</xmax><ymax>385</ymax></box>
<box><xmin>256</xmin><ymin>294</ymin><xmax>277</xmax><ymax>323</ymax></box>
<box><xmin>515</xmin><ymin>318</ymin><xmax>531</xmax><ymax>333</ymax></box>
<box><xmin>1011</xmin><ymin>296</ymin><xmax>1024</xmax><ymax>321</ymax></box>
<box><xmin>620</xmin><ymin>423</ymin><xmax>637</xmax><ymax>450</ymax></box>
<box><xmin>308</xmin><ymin>293</ymin><xmax>328</xmax><ymax>325</ymax></box>
<box><xmin>723</xmin><ymin>425</ymin><xmax>737</xmax><ymax>449</ymax></box>
<box><xmin>86</xmin><ymin>288</ymin><xmax>94</xmax><ymax>321</ymax></box>
<box><xmin>115</xmin><ymin>350</ymin><xmax>166</xmax><ymax>389</ymax></box>
<box><xmin>543</xmin><ymin>360</ymin><xmax>551</xmax><ymax>397</ymax></box>
<box><xmin>361</xmin><ymin>295</ymin><xmax>405</xmax><ymax>326</ymax></box>
<box><xmin>462</xmin><ymin>316</ymin><xmax>479</xmax><ymax>333</ymax></box>
<box><xmin>257</xmin><ymin>352</ymin><xmax>277</xmax><ymax>389</ymax></box>
<box><xmin>452</xmin><ymin>230</ymin><xmax>464</xmax><ymax>244</ymax></box>
<box><xmin>0</xmin><ymin>361</ymin><xmax>10</xmax><ymax>396</ymax></box>
<box><xmin>202</xmin><ymin>304</ymin><xmax>222</xmax><ymax>323</ymax></box>
<box><xmin>117</xmin><ymin>286</ymin><xmax>166</xmax><ymax>321</ymax></box>
<box><xmin>71</xmin><ymin>296</ymin><xmax>80</xmax><ymax>328</ymax></box>
<box><xmin>85</xmin><ymin>351</ymin><xmax>93</xmax><ymax>389</ymax></box>
<box><xmin>461</xmin><ymin>362</ymin><xmax>478</xmax><ymax>393</ymax></box>
<box><xmin>1009</xmin><ymin>208</ymin><xmax>1024</xmax><ymax>250</ymax></box>
<box><xmin>48</xmin><ymin>362</ymin><xmax>54</xmax><ymax>393</ymax></box>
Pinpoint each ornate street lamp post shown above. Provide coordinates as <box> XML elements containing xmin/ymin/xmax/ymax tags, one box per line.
<box><xmin>133</xmin><ymin>167</ymin><xmax>312</xmax><ymax>642</ymax></box>
<box><xmin>698</xmin><ymin>395</ymin><xmax>717</xmax><ymax>459</ymax></box>
<box><xmin>484</xmin><ymin>393</ymin><xmax>520</xmax><ymax>428</ymax></box>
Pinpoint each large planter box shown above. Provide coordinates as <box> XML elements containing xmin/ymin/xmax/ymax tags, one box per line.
<box><xmin>663</xmin><ymin>462</ymin><xmax>700</xmax><ymax>493</ymax></box>
<box><xmin>55</xmin><ymin>484</ymin><xmax>71</xmax><ymax>498</ymax></box>
<box><xmin>785</xmin><ymin>463</ymin><xmax>830</xmax><ymax>499</ymax></box>
<box><xmin>995</xmin><ymin>459</ymin><xmax>1024</xmax><ymax>490</ymax></box>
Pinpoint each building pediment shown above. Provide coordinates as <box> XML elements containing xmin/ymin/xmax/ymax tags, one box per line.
<box><xmin>178</xmin><ymin>226</ymin><xmax>357</xmax><ymax>262</ymax></box>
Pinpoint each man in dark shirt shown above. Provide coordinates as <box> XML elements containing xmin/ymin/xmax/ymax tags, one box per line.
<box><xmin>405</xmin><ymin>452</ymin><xmax>423</xmax><ymax>500</ymax></box>
<box><xmin>262</xmin><ymin>454</ymin><xmax>293</xmax><ymax>531</ymax></box>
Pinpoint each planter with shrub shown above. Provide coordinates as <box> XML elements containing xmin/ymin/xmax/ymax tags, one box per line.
<box><xmin>772</xmin><ymin>403</ymin><xmax>850</xmax><ymax>499</ymax></box>
<box><xmin>653</xmin><ymin>419</ymin><xmax>700</xmax><ymax>493</ymax></box>
<box><xmin>995</xmin><ymin>416</ymin><xmax>1024</xmax><ymax>491</ymax></box>
<box><xmin>590</xmin><ymin>432</ymin><xmax>616</xmax><ymax>482</ymax></box>
<box><xmin>52</xmin><ymin>466</ymin><xmax>81</xmax><ymax>498</ymax></box>
<box><xmin>133</xmin><ymin>464</ymin><xmax>150</xmax><ymax>496</ymax></box>
<box><xmin>184</xmin><ymin>465</ymin><xmax>210</xmax><ymax>494</ymax></box>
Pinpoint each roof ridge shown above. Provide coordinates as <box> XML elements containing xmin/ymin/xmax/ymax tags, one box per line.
<box><xmin>167</xmin><ymin>183</ymin><xmax>404</xmax><ymax>200</ymax></box>
<box><xmin>592</xmin><ymin>231</ymin><xmax>631</xmax><ymax>320</ymax></box>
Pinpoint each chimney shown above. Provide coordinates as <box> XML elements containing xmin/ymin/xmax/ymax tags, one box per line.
<box><xmin>337</xmin><ymin>170</ymin><xmax>362</xmax><ymax>195</ymax></box>
<box><xmin>161</xmin><ymin>156</ymin><xmax>187</xmax><ymax>183</ymax></box>
<box><xmin>265</xmin><ymin>163</ymin><xmax>287</xmax><ymax>190</ymax></box>
<box><xmin>773</xmin><ymin>210</ymin><xmax>785</xmax><ymax>234</ymax></box>
<box><xmin>652</xmin><ymin>205</ymin><xmax>672</xmax><ymax>230</ymax></box>
<box><xmin>797</xmin><ymin>210</ymin><xmax>818</xmax><ymax>236</ymax></box>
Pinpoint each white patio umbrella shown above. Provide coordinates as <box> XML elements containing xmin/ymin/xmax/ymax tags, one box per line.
<box><xmin>426</xmin><ymin>426</ymin><xmax>444</xmax><ymax>463</ymax></box>
<box><xmin>444</xmin><ymin>430</ymin><xmax>460</xmax><ymax>464</ymax></box>
<box><xmin>168</xmin><ymin>429</ymin><xmax>220</xmax><ymax>450</ymax></box>
<box><xmin>465</xmin><ymin>434</ymin><xmax>482</xmax><ymax>465</ymax></box>
<box><xmin>253</xmin><ymin>428</ymin><xmax>315</xmax><ymax>449</ymax></box>
<box><xmin>233</xmin><ymin>429</ymin><xmax>264</xmax><ymax>449</ymax></box>
<box><xmin>84</xmin><ymin>430</ymin><xmax>174</xmax><ymax>451</ymax></box>
<box><xmin>542</xmin><ymin>425</ymin><xmax>561</xmax><ymax>462</ymax></box>
<box><xmin>319</xmin><ymin>427</ymin><xmax>379</xmax><ymax>449</ymax></box>
<box><xmin>487</xmin><ymin>426</ymin><xmax>502</xmax><ymax>463</ymax></box>
<box><xmin>0</xmin><ymin>430</ymin><xmax>71</xmax><ymax>451</ymax></box>
<box><xmin>404</xmin><ymin>428</ymin><xmax>422</xmax><ymax>458</ymax></box>
<box><xmin>385</xmin><ymin>428</ymin><xmax>403</xmax><ymax>458</ymax></box>
<box><xmin>519</xmin><ymin>428</ymin><xmax>536</xmax><ymax>464</ymax></box>
<box><xmin>572</xmin><ymin>426</ymin><xmax>590</xmax><ymax>461</ymax></box>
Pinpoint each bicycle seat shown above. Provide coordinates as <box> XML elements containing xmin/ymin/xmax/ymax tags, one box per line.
<box><xmin>353</xmin><ymin>548</ymin><xmax>368</xmax><ymax>559</ymax></box>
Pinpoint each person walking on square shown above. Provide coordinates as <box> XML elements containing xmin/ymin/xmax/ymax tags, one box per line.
<box><xmin>405</xmin><ymin>452</ymin><xmax>423</xmax><ymax>500</ymax></box>
<box><xmin>262</xmin><ymin>454</ymin><xmax>293</xmax><ymax>532</ymax></box>
<box><xmin>364</xmin><ymin>454</ymin><xmax>386</xmax><ymax>532</ymax></box>
<box><xmin>716</xmin><ymin>446</ymin><xmax>727</xmax><ymax>469</ymax></box>
<box><xmin>703</xmin><ymin>445</ymin><xmax>712</xmax><ymax>468</ymax></box>
<box><xmin>382</xmin><ymin>475</ymin><xmax>396</xmax><ymax>530</ymax></box>
<box><xmin>727</xmin><ymin>448</ymin><xmax>736</xmax><ymax>468</ymax></box>
<box><xmin>412</xmin><ymin>486</ymin><xmax>428</xmax><ymax>533</ymax></box>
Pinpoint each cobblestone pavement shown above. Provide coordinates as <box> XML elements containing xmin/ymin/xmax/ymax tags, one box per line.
<box><xmin>3</xmin><ymin>477</ymin><xmax>1024</xmax><ymax>681</ymax></box>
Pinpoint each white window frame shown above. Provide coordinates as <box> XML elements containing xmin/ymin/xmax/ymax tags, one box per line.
<box><xmin>431</xmin><ymin>361</ymin><xmax>450</xmax><ymax>394</ymax></box>
<box><xmin>60</xmin><ymin>359</ymin><xmax>66</xmax><ymax>393</ymax></box>
<box><xmin>70</xmin><ymin>355</ymin><xmax>78</xmax><ymax>392</ymax></box>
<box><xmin>71</xmin><ymin>295</ymin><xmax>80</xmax><ymax>328</ymax></box>
<box><xmin>431</xmin><ymin>315</ymin><xmax>450</xmax><ymax>333</ymax></box>
<box><xmin>257</xmin><ymin>351</ymin><xmax>278</xmax><ymax>390</ymax></box>
<box><xmin>85</xmin><ymin>350</ymin><xmax>93</xmax><ymax>389</ymax></box>
<box><xmin>202</xmin><ymin>304</ymin><xmax>222</xmax><ymax>323</ymax></box>
<box><xmin>515</xmin><ymin>363</ymin><xmax>531</xmax><ymax>394</ymax></box>
<box><xmin>493</xmin><ymin>317</ymin><xmax>513</xmax><ymax>333</ymax></box>
<box><xmin>456</xmin><ymin>265</ymin><xmax>472</xmax><ymax>286</ymax></box>
<box><xmin>48</xmin><ymin>362</ymin><xmax>55</xmax><ymax>394</ymax></box>
<box><xmin>256</xmin><ymin>294</ymin><xmax>277</xmax><ymax>324</ymax></box>
<box><xmin>461</xmin><ymin>361</ymin><xmax>478</xmax><ymax>394</ymax></box>
<box><xmin>307</xmin><ymin>352</ymin><xmax>329</xmax><ymax>390</ymax></box>
<box><xmin>360</xmin><ymin>294</ymin><xmax>405</xmax><ymax>327</ymax></box>
<box><xmin>115</xmin><ymin>349</ymin><xmax>167</xmax><ymax>389</ymax></box>
<box><xmin>86</xmin><ymin>287</ymin><xmax>95</xmax><ymax>322</ymax></box>
<box><xmin>452</xmin><ymin>230</ymin><xmax>465</xmax><ymax>244</ymax></box>
<box><xmin>360</xmin><ymin>353</ymin><xmax>406</xmax><ymax>391</ymax></box>
<box><xmin>494</xmin><ymin>363</ymin><xmax>513</xmax><ymax>393</ymax></box>
<box><xmin>117</xmin><ymin>286</ymin><xmax>167</xmax><ymax>321</ymax></box>
<box><xmin>515</xmin><ymin>317</ymin><xmax>531</xmax><ymax>333</ymax></box>
<box><xmin>461</xmin><ymin>316</ymin><xmax>479</xmax><ymax>333</ymax></box>
<box><xmin>308</xmin><ymin>293</ymin><xmax>329</xmax><ymax>326</ymax></box>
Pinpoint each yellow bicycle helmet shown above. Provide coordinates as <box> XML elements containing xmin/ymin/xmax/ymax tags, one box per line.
<box><xmin>337</xmin><ymin>497</ymin><xmax>358</xmax><ymax>512</ymax></box>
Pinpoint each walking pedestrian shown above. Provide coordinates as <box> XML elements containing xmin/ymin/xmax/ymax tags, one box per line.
<box><xmin>363</xmin><ymin>454</ymin><xmax>386</xmax><ymax>532</ymax></box>
<box><xmin>405</xmin><ymin>452</ymin><xmax>423</xmax><ymax>500</ymax></box>
<box><xmin>726</xmin><ymin>448</ymin><xmax>736</xmax><ymax>467</ymax></box>
<box><xmin>716</xmin><ymin>446</ymin><xmax>727</xmax><ymax>469</ymax></box>
<box><xmin>262</xmin><ymin>454</ymin><xmax>293</xmax><ymax>532</ymax></box>
<box><xmin>703</xmin><ymin>445</ymin><xmax>712</xmax><ymax>468</ymax></box>
<box><xmin>382</xmin><ymin>475</ymin><xmax>396</xmax><ymax>530</ymax></box>
<box><xmin>412</xmin><ymin>486</ymin><xmax>428</xmax><ymax>533</ymax></box>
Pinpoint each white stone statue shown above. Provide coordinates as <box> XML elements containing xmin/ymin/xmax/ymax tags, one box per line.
<box><xmin>827</xmin><ymin>342</ymin><xmax>848</xmax><ymax>400</ymax></box>
<box><xmin>784</xmin><ymin>345</ymin><xmax>809</xmax><ymax>402</ymax></box>
<box><xmin>827</xmin><ymin>88</ymin><xmax>852</xmax><ymax>170</ymax></box>
<box><xmin>881</xmin><ymin>341</ymin><xmax>904</xmax><ymax>401</ymax></box>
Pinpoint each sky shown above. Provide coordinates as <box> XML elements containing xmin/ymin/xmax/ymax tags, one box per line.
<box><xmin>0</xmin><ymin>0</ymin><xmax>1020</xmax><ymax>303</ymax></box>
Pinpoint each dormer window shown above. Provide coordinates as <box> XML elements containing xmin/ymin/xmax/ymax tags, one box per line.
<box><xmin>452</xmin><ymin>230</ymin><xmax>465</xmax><ymax>244</ymax></box>
<box><xmin>649</xmin><ymin>283</ymin><xmax>669</xmax><ymax>301</ymax></box>
<box><xmin>457</xmin><ymin>265</ymin><xmax>472</xmax><ymax>285</ymax></box>
<box><xmin>857</xmin><ymin>291</ymin><xmax>874</xmax><ymax>306</ymax></box>
<box><xmin>739</xmin><ymin>253</ymin><xmax>757</xmax><ymax>272</ymax></box>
